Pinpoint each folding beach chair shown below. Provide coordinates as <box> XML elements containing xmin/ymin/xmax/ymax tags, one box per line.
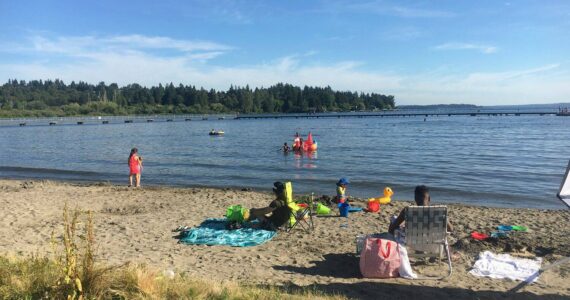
<box><xmin>283</xmin><ymin>182</ymin><xmax>314</xmax><ymax>232</ymax></box>
<box><xmin>403</xmin><ymin>205</ymin><xmax>452</xmax><ymax>278</ymax></box>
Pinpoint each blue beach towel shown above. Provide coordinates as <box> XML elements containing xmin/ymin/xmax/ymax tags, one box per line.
<box><xmin>179</xmin><ymin>219</ymin><xmax>276</xmax><ymax>247</ymax></box>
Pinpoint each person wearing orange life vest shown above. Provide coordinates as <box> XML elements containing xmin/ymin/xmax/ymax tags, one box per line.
<box><xmin>293</xmin><ymin>132</ymin><xmax>301</xmax><ymax>151</ymax></box>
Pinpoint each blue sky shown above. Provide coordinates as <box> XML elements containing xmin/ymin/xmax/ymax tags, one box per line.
<box><xmin>0</xmin><ymin>0</ymin><xmax>569</xmax><ymax>105</ymax></box>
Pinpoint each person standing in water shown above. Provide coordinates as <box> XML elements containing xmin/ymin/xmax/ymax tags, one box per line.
<box><xmin>128</xmin><ymin>148</ymin><xmax>143</xmax><ymax>187</ymax></box>
<box><xmin>293</xmin><ymin>132</ymin><xmax>301</xmax><ymax>151</ymax></box>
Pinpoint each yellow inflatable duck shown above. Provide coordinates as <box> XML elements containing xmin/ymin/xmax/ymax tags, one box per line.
<box><xmin>368</xmin><ymin>187</ymin><xmax>394</xmax><ymax>205</ymax></box>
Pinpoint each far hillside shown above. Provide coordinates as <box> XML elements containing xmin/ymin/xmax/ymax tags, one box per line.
<box><xmin>398</xmin><ymin>103</ymin><xmax>570</xmax><ymax>111</ymax></box>
<box><xmin>0</xmin><ymin>79</ymin><xmax>395</xmax><ymax>118</ymax></box>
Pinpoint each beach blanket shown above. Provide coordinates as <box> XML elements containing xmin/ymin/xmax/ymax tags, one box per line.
<box><xmin>469</xmin><ymin>251</ymin><xmax>542</xmax><ymax>283</ymax></box>
<box><xmin>179</xmin><ymin>218</ymin><xmax>276</xmax><ymax>247</ymax></box>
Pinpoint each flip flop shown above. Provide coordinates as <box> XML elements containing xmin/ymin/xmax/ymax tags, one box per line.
<box><xmin>511</xmin><ymin>225</ymin><xmax>528</xmax><ymax>232</ymax></box>
<box><xmin>471</xmin><ymin>231</ymin><xmax>489</xmax><ymax>241</ymax></box>
<box><xmin>490</xmin><ymin>231</ymin><xmax>508</xmax><ymax>238</ymax></box>
<box><xmin>172</xmin><ymin>225</ymin><xmax>189</xmax><ymax>232</ymax></box>
<box><xmin>497</xmin><ymin>225</ymin><xmax>513</xmax><ymax>231</ymax></box>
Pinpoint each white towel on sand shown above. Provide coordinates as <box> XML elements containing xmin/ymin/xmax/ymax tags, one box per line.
<box><xmin>398</xmin><ymin>244</ymin><xmax>417</xmax><ymax>279</ymax></box>
<box><xmin>469</xmin><ymin>251</ymin><xmax>542</xmax><ymax>283</ymax></box>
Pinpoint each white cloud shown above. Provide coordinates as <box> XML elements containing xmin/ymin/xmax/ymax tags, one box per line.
<box><xmin>323</xmin><ymin>1</ymin><xmax>456</xmax><ymax>18</ymax></box>
<box><xmin>433</xmin><ymin>42</ymin><xmax>498</xmax><ymax>54</ymax></box>
<box><xmin>105</xmin><ymin>34</ymin><xmax>232</xmax><ymax>52</ymax></box>
<box><xmin>390</xmin><ymin>5</ymin><xmax>455</xmax><ymax>18</ymax></box>
<box><xmin>381</xmin><ymin>26</ymin><xmax>423</xmax><ymax>41</ymax></box>
<box><xmin>25</xmin><ymin>34</ymin><xmax>231</xmax><ymax>59</ymax></box>
<box><xmin>395</xmin><ymin>64</ymin><xmax>570</xmax><ymax>105</ymax></box>
<box><xmin>463</xmin><ymin>64</ymin><xmax>560</xmax><ymax>82</ymax></box>
<box><xmin>1</xmin><ymin>34</ymin><xmax>569</xmax><ymax>105</ymax></box>
<box><xmin>0</xmin><ymin>34</ymin><xmax>402</xmax><ymax>91</ymax></box>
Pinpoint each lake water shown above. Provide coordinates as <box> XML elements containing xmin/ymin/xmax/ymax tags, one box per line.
<box><xmin>1</xmin><ymin>111</ymin><xmax>569</xmax><ymax>209</ymax></box>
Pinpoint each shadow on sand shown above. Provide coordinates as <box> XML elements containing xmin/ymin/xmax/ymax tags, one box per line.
<box><xmin>272</xmin><ymin>281</ymin><xmax>567</xmax><ymax>300</ymax></box>
<box><xmin>272</xmin><ymin>253</ymin><xmax>566</xmax><ymax>300</ymax></box>
<box><xmin>274</xmin><ymin>253</ymin><xmax>360</xmax><ymax>279</ymax></box>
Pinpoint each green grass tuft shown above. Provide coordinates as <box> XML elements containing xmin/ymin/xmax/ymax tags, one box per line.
<box><xmin>0</xmin><ymin>204</ymin><xmax>345</xmax><ymax>300</ymax></box>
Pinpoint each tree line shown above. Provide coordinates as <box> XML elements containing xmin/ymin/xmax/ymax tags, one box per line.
<box><xmin>0</xmin><ymin>79</ymin><xmax>395</xmax><ymax>117</ymax></box>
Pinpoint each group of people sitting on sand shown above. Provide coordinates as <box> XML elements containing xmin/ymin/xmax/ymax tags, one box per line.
<box><xmin>247</xmin><ymin>180</ymin><xmax>452</xmax><ymax>234</ymax></box>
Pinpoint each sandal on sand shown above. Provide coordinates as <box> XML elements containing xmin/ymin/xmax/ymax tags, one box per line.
<box><xmin>490</xmin><ymin>231</ymin><xmax>508</xmax><ymax>238</ymax></box>
<box><xmin>173</xmin><ymin>226</ymin><xmax>188</xmax><ymax>232</ymax></box>
<box><xmin>471</xmin><ymin>231</ymin><xmax>489</xmax><ymax>241</ymax></box>
<box><xmin>497</xmin><ymin>225</ymin><xmax>513</xmax><ymax>231</ymax></box>
<box><xmin>511</xmin><ymin>225</ymin><xmax>528</xmax><ymax>232</ymax></box>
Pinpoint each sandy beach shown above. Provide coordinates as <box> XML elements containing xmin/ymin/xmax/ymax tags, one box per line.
<box><xmin>0</xmin><ymin>179</ymin><xmax>568</xmax><ymax>299</ymax></box>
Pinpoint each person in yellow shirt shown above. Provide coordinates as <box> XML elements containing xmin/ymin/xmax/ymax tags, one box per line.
<box><xmin>335</xmin><ymin>177</ymin><xmax>349</xmax><ymax>203</ymax></box>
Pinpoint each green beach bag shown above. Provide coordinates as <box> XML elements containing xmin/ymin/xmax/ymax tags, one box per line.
<box><xmin>226</xmin><ymin>205</ymin><xmax>247</xmax><ymax>223</ymax></box>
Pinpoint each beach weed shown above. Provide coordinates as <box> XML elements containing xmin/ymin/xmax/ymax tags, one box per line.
<box><xmin>0</xmin><ymin>204</ymin><xmax>346</xmax><ymax>300</ymax></box>
<box><xmin>0</xmin><ymin>256</ymin><xmax>345</xmax><ymax>299</ymax></box>
<box><xmin>0</xmin><ymin>255</ymin><xmax>59</xmax><ymax>299</ymax></box>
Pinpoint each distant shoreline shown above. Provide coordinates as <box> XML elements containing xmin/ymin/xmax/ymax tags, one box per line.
<box><xmin>3</xmin><ymin>102</ymin><xmax>570</xmax><ymax>121</ymax></box>
<box><xmin>0</xmin><ymin>106</ymin><xmax>563</xmax><ymax>124</ymax></box>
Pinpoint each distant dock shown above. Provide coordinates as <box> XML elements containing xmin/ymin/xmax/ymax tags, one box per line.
<box><xmin>557</xmin><ymin>108</ymin><xmax>570</xmax><ymax>116</ymax></box>
<box><xmin>235</xmin><ymin>111</ymin><xmax>559</xmax><ymax>119</ymax></box>
<box><xmin>0</xmin><ymin>110</ymin><xmax>566</xmax><ymax>127</ymax></box>
<box><xmin>0</xmin><ymin>114</ymin><xmax>236</xmax><ymax>127</ymax></box>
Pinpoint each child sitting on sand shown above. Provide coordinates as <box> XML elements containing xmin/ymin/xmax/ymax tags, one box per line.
<box><xmin>388</xmin><ymin>185</ymin><xmax>453</xmax><ymax>234</ymax></box>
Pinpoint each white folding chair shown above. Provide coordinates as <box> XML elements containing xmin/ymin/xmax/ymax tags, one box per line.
<box><xmin>404</xmin><ymin>205</ymin><xmax>452</xmax><ymax>279</ymax></box>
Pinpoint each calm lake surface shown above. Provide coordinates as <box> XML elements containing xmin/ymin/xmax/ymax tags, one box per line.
<box><xmin>1</xmin><ymin>111</ymin><xmax>569</xmax><ymax>209</ymax></box>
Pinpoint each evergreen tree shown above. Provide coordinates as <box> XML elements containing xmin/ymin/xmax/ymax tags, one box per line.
<box><xmin>0</xmin><ymin>79</ymin><xmax>395</xmax><ymax>117</ymax></box>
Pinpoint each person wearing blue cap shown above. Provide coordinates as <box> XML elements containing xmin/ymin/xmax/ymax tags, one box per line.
<box><xmin>335</xmin><ymin>177</ymin><xmax>349</xmax><ymax>204</ymax></box>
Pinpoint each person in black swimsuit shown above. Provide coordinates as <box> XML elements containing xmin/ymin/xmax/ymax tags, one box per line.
<box><xmin>248</xmin><ymin>182</ymin><xmax>291</xmax><ymax>230</ymax></box>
